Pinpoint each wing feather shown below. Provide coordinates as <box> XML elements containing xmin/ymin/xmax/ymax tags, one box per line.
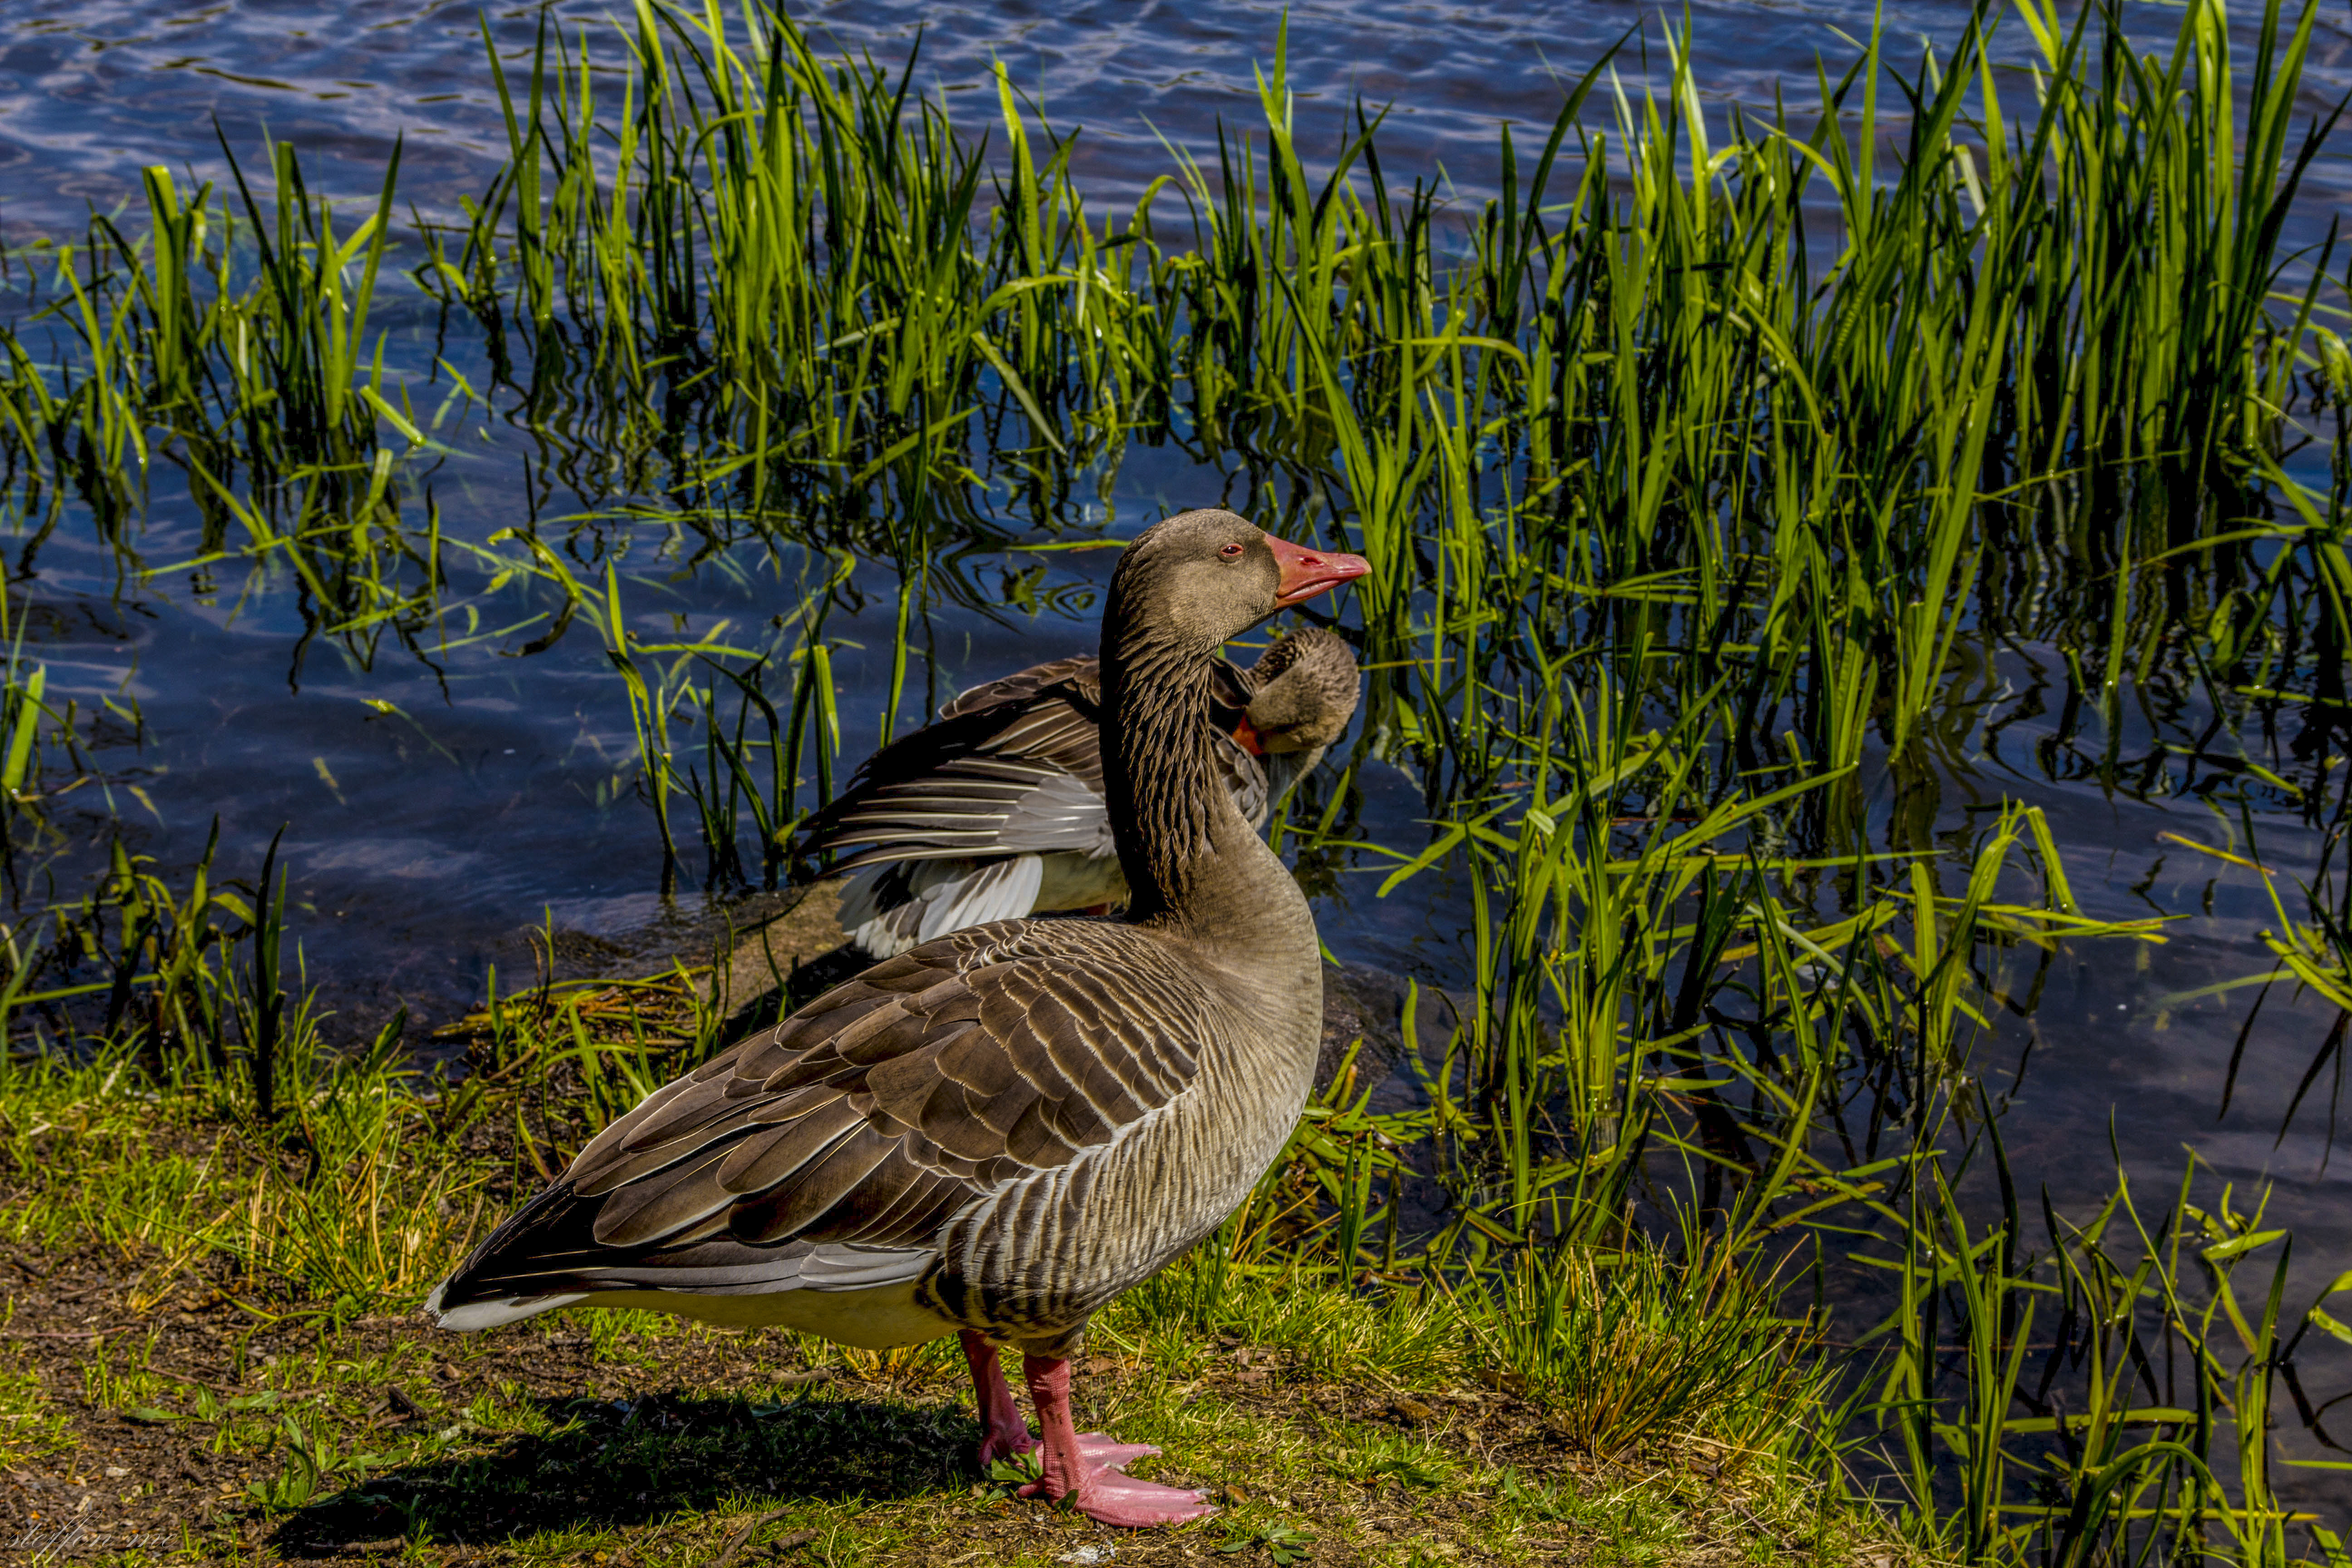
<box><xmin>591</xmin><ymin>1147</ymin><xmax>742</xmax><ymax>1248</ymax></box>
<box><xmin>847</xmin><ymin>1171</ymin><xmax>970</xmax><ymax>1249</ymax></box>
<box><xmin>796</xmin><ymin>664</ymin><xmax>1111</xmax><ymax>871</ymax></box>
<box><xmin>938</xmin><ymin>655</ymin><xmax>1100</xmax><ymax>720</ymax></box>
<box><xmin>917</xmin><ymin>856</ymin><xmax>1045</xmax><ymax>941</ymax></box>
<box><xmin>715</xmin><ymin>1096</ymin><xmax>867</xmax><ymax>1192</ymax></box>
<box><xmin>728</xmin><ymin>1122</ymin><xmax>900</xmax><ymax>1244</ymax></box>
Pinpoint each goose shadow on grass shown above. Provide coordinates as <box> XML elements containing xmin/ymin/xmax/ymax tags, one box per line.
<box><xmin>264</xmin><ymin>1387</ymin><xmax>989</xmax><ymax>1556</ymax></box>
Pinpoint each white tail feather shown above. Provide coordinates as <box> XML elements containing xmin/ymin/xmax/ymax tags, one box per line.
<box><xmin>424</xmin><ymin>1283</ymin><xmax>586</xmax><ymax>1332</ymax></box>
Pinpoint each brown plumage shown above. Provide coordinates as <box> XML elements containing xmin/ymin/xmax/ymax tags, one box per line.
<box><xmin>804</xmin><ymin>629</ymin><xmax>1360</xmax><ymax>955</ymax></box>
<box><xmin>425</xmin><ymin>511</ymin><xmax>1371</xmax><ymax>1528</ymax></box>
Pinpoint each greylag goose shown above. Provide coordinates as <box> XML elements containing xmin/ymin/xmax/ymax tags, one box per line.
<box><xmin>425</xmin><ymin>511</ymin><xmax>1370</xmax><ymax>1528</ymax></box>
<box><xmin>810</xmin><ymin>628</ymin><xmax>1360</xmax><ymax>955</ymax></box>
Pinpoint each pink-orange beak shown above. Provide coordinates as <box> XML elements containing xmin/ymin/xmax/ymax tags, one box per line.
<box><xmin>1264</xmin><ymin>534</ymin><xmax>1372</xmax><ymax>608</ymax></box>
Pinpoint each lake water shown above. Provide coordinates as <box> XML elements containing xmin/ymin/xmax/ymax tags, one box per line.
<box><xmin>7</xmin><ymin>0</ymin><xmax>2352</xmax><ymax>1514</ymax></box>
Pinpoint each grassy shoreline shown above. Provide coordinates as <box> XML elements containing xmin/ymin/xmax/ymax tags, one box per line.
<box><xmin>0</xmin><ymin>979</ymin><xmax>1896</xmax><ymax>1567</ymax></box>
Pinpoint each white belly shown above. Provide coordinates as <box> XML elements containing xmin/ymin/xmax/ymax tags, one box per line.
<box><xmin>434</xmin><ymin>1279</ymin><xmax>959</xmax><ymax>1349</ymax></box>
<box><xmin>566</xmin><ymin>1280</ymin><xmax>959</xmax><ymax>1348</ymax></box>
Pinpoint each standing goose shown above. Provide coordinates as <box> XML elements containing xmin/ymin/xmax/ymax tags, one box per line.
<box><xmin>810</xmin><ymin>627</ymin><xmax>1360</xmax><ymax>956</ymax></box>
<box><xmin>425</xmin><ymin>511</ymin><xmax>1370</xmax><ymax>1528</ymax></box>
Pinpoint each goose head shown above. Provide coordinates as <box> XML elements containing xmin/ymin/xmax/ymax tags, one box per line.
<box><xmin>1105</xmin><ymin>510</ymin><xmax>1369</xmax><ymax>653</ymax></box>
<box><xmin>1098</xmin><ymin>511</ymin><xmax>1367</xmax><ymax>921</ymax></box>
<box><xmin>1243</xmin><ymin>628</ymin><xmax>1361</xmax><ymax>757</ymax></box>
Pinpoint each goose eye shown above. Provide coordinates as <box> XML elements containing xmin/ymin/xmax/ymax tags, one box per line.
<box><xmin>1219</xmin><ymin>543</ymin><xmax>1245</xmax><ymax>559</ymax></box>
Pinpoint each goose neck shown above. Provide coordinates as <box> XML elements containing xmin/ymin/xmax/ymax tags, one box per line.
<box><xmin>1100</xmin><ymin>624</ymin><xmax>1296</xmax><ymax>935</ymax></box>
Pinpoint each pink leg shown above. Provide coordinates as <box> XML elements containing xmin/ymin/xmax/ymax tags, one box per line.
<box><xmin>961</xmin><ymin>1330</ymin><xmax>1035</xmax><ymax>1466</ymax></box>
<box><xmin>1019</xmin><ymin>1354</ymin><xmax>1215</xmax><ymax>1528</ymax></box>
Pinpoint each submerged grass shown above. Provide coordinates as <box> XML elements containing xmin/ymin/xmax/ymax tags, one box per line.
<box><xmin>0</xmin><ymin>0</ymin><xmax>2349</xmax><ymax>1562</ymax></box>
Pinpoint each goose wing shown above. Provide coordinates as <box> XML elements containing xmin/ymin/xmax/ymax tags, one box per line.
<box><xmin>430</xmin><ymin>921</ymin><xmax>1215</xmax><ymax>1308</ymax></box>
<box><xmin>938</xmin><ymin>654</ymin><xmax>1102</xmax><ymax>720</ymax></box>
<box><xmin>801</xmin><ymin>653</ymin><xmax>1259</xmax><ymax>872</ymax></box>
<box><xmin>798</xmin><ymin>660</ymin><xmax>1113</xmax><ymax>870</ymax></box>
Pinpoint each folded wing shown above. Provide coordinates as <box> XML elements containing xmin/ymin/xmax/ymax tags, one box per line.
<box><xmin>430</xmin><ymin>921</ymin><xmax>1216</xmax><ymax>1311</ymax></box>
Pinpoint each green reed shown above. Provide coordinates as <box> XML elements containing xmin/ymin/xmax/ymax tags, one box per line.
<box><xmin>0</xmin><ymin>588</ymin><xmax>161</xmax><ymax>902</ymax></box>
<box><xmin>3</xmin><ymin>0</ymin><xmax>2340</xmax><ymax>746</ymax></box>
<box><xmin>1838</xmin><ymin>1125</ymin><xmax>2352</xmax><ymax>1566</ymax></box>
<box><xmin>407</xmin><ymin>0</ymin><xmax>1155</xmax><ymax>533</ymax></box>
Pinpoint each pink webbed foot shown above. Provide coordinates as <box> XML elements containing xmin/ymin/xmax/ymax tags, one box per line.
<box><xmin>1020</xmin><ymin>1354</ymin><xmax>1215</xmax><ymax>1529</ymax></box>
<box><xmin>1073</xmin><ymin>1431</ymin><xmax>1161</xmax><ymax>1470</ymax></box>
<box><xmin>1027</xmin><ymin>1465</ymin><xmax>1218</xmax><ymax>1527</ymax></box>
<box><xmin>978</xmin><ymin>1425</ymin><xmax>1038</xmax><ymax>1467</ymax></box>
<box><xmin>1012</xmin><ymin>1431</ymin><xmax>1162</xmax><ymax>1492</ymax></box>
